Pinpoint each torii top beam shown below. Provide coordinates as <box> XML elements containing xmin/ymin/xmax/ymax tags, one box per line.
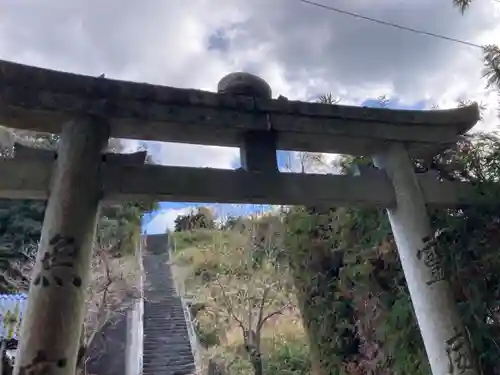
<box><xmin>0</xmin><ymin>59</ymin><xmax>479</xmax><ymax>156</ymax></box>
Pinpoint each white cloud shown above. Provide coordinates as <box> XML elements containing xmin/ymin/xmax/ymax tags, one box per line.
<box><xmin>0</xmin><ymin>0</ymin><xmax>498</xmax><ymax>168</ymax></box>
<box><xmin>143</xmin><ymin>142</ymin><xmax>238</xmax><ymax>169</ymax></box>
<box><xmin>145</xmin><ymin>206</ymin><xmax>195</xmax><ymax>234</ymax></box>
<box><xmin>0</xmin><ymin>0</ymin><xmax>245</xmax><ymax>167</ymax></box>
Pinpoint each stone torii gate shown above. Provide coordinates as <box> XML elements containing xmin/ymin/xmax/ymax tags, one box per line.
<box><xmin>0</xmin><ymin>59</ymin><xmax>482</xmax><ymax>375</ymax></box>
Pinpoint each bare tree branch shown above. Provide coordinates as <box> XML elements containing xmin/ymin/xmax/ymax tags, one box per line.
<box><xmin>256</xmin><ymin>286</ymin><xmax>271</xmax><ymax>333</ymax></box>
<box><xmin>80</xmin><ymin>242</ymin><xmax>140</xmax><ymax>369</ymax></box>
<box><xmin>214</xmin><ymin>275</ymin><xmax>246</xmax><ymax>332</ymax></box>
<box><xmin>257</xmin><ymin>302</ymin><xmax>294</xmax><ymax>332</ymax></box>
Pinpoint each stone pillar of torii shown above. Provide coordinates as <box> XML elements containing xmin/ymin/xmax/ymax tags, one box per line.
<box><xmin>374</xmin><ymin>146</ymin><xmax>476</xmax><ymax>375</ymax></box>
<box><xmin>0</xmin><ymin>59</ymin><xmax>482</xmax><ymax>375</ymax></box>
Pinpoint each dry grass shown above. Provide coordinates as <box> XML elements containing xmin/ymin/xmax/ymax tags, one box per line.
<box><xmin>171</xmin><ymin>229</ymin><xmax>249</xmax><ymax>293</ymax></box>
<box><xmin>225</xmin><ymin>308</ymin><xmax>305</xmax><ymax>347</ymax></box>
<box><xmin>170</xmin><ymin>228</ymin><xmax>306</xmax><ymax>368</ymax></box>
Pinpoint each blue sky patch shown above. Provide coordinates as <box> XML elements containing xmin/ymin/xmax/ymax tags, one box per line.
<box><xmin>207</xmin><ymin>28</ymin><xmax>231</xmax><ymax>53</ymax></box>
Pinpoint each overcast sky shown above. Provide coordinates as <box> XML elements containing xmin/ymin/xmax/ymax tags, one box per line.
<box><xmin>1</xmin><ymin>0</ymin><xmax>499</xmax><ymax>232</ymax></box>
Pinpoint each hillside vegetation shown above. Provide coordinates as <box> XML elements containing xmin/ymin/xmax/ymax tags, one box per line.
<box><xmin>172</xmin><ymin>226</ymin><xmax>309</xmax><ymax>375</ymax></box>
<box><xmin>170</xmin><ymin>132</ymin><xmax>500</xmax><ymax>375</ymax></box>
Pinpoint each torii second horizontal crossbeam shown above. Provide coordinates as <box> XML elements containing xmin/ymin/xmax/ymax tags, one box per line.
<box><xmin>0</xmin><ymin>158</ymin><xmax>481</xmax><ymax>207</ymax></box>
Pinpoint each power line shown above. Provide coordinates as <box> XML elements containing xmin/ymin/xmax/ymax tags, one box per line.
<box><xmin>296</xmin><ymin>0</ymin><xmax>484</xmax><ymax>49</ymax></box>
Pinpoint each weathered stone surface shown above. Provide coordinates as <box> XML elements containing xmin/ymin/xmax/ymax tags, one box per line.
<box><xmin>0</xmin><ymin>59</ymin><xmax>480</xmax><ymax>156</ymax></box>
<box><xmin>217</xmin><ymin>72</ymin><xmax>278</xmax><ymax>172</ymax></box>
<box><xmin>239</xmin><ymin>130</ymin><xmax>278</xmax><ymax>172</ymax></box>
<box><xmin>0</xmin><ymin>60</ymin><xmax>476</xmax><ymax>125</ymax></box>
<box><xmin>13</xmin><ymin>143</ymin><xmax>147</xmax><ymax>165</ymax></box>
<box><xmin>217</xmin><ymin>72</ymin><xmax>272</xmax><ymax>99</ymax></box>
<box><xmin>85</xmin><ymin>311</ymin><xmax>129</xmax><ymax>375</ymax></box>
<box><xmin>13</xmin><ymin>117</ymin><xmax>109</xmax><ymax>375</ymax></box>
<box><xmin>0</xmin><ymin>158</ymin><xmax>487</xmax><ymax>207</ymax></box>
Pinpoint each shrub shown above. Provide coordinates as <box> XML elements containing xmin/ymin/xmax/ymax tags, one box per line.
<box><xmin>174</xmin><ymin>207</ymin><xmax>215</xmax><ymax>232</ymax></box>
<box><xmin>265</xmin><ymin>339</ymin><xmax>310</xmax><ymax>375</ymax></box>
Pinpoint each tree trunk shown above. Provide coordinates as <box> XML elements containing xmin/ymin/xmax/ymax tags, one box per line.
<box><xmin>207</xmin><ymin>357</ymin><xmax>227</xmax><ymax>375</ymax></box>
<box><xmin>244</xmin><ymin>329</ymin><xmax>264</xmax><ymax>375</ymax></box>
<box><xmin>250</xmin><ymin>354</ymin><xmax>263</xmax><ymax>375</ymax></box>
<box><xmin>13</xmin><ymin>117</ymin><xmax>109</xmax><ymax>375</ymax></box>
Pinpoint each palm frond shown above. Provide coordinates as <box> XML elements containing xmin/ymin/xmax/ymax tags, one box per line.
<box><xmin>377</xmin><ymin>95</ymin><xmax>390</xmax><ymax>108</ymax></box>
<box><xmin>452</xmin><ymin>0</ymin><xmax>474</xmax><ymax>14</ymax></box>
<box><xmin>483</xmin><ymin>45</ymin><xmax>500</xmax><ymax>90</ymax></box>
<box><xmin>317</xmin><ymin>93</ymin><xmax>340</xmax><ymax>105</ymax></box>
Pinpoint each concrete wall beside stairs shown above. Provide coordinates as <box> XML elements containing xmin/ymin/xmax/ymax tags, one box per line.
<box><xmin>143</xmin><ymin>234</ymin><xmax>197</xmax><ymax>375</ymax></box>
<box><xmin>86</xmin><ymin>312</ymin><xmax>129</xmax><ymax>375</ymax></box>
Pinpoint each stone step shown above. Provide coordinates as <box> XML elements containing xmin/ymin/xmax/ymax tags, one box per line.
<box><xmin>143</xmin><ymin>353</ymin><xmax>193</xmax><ymax>360</ymax></box>
<box><xmin>144</xmin><ymin>308</ymin><xmax>184</xmax><ymax>312</ymax></box>
<box><xmin>144</xmin><ymin>307</ymin><xmax>186</xmax><ymax>312</ymax></box>
<box><xmin>145</xmin><ymin>289</ymin><xmax>177</xmax><ymax>293</ymax></box>
<box><xmin>142</xmin><ymin>351</ymin><xmax>194</xmax><ymax>359</ymax></box>
<box><xmin>143</xmin><ymin>343</ymin><xmax>192</xmax><ymax>349</ymax></box>
<box><xmin>144</xmin><ymin>297</ymin><xmax>183</xmax><ymax>302</ymax></box>
<box><xmin>145</xmin><ymin>281</ymin><xmax>176</xmax><ymax>286</ymax></box>
<box><xmin>143</xmin><ymin>369</ymin><xmax>194</xmax><ymax>375</ymax></box>
<box><xmin>143</xmin><ymin>361</ymin><xmax>195</xmax><ymax>370</ymax></box>
<box><xmin>144</xmin><ymin>313</ymin><xmax>186</xmax><ymax>317</ymax></box>
<box><xmin>142</xmin><ymin>238</ymin><xmax>196</xmax><ymax>375</ymax></box>
<box><xmin>144</xmin><ymin>324</ymin><xmax>189</xmax><ymax>329</ymax></box>
<box><xmin>144</xmin><ymin>310</ymin><xmax>186</xmax><ymax>315</ymax></box>
<box><xmin>144</xmin><ymin>304</ymin><xmax>186</xmax><ymax>310</ymax></box>
<box><xmin>143</xmin><ymin>317</ymin><xmax>188</xmax><ymax>324</ymax></box>
<box><xmin>143</xmin><ymin>363</ymin><xmax>195</xmax><ymax>371</ymax></box>
<box><xmin>144</xmin><ymin>332</ymin><xmax>190</xmax><ymax>338</ymax></box>
<box><xmin>144</xmin><ymin>328</ymin><xmax>189</xmax><ymax>334</ymax></box>
<box><xmin>144</xmin><ymin>290</ymin><xmax>178</xmax><ymax>296</ymax></box>
<box><xmin>144</xmin><ymin>334</ymin><xmax>190</xmax><ymax>339</ymax></box>
<box><xmin>143</xmin><ymin>353</ymin><xmax>192</xmax><ymax>358</ymax></box>
<box><xmin>144</xmin><ymin>335</ymin><xmax>190</xmax><ymax>340</ymax></box>
<box><xmin>143</xmin><ymin>335</ymin><xmax>192</xmax><ymax>341</ymax></box>
<box><xmin>144</xmin><ymin>318</ymin><xmax>188</xmax><ymax>323</ymax></box>
<box><xmin>144</xmin><ymin>330</ymin><xmax>189</xmax><ymax>336</ymax></box>
<box><xmin>144</xmin><ymin>313</ymin><xmax>187</xmax><ymax>318</ymax></box>
<box><xmin>144</xmin><ymin>319</ymin><xmax>191</xmax><ymax>329</ymax></box>
<box><xmin>144</xmin><ymin>349</ymin><xmax>192</xmax><ymax>353</ymax></box>
<box><xmin>145</xmin><ymin>302</ymin><xmax>181</xmax><ymax>306</ymax></box>
<box><xmin>144</xmin><ymin>343</ymin><xmax>193</xmax><ymax>354</ymax></box>
<box><xmin>143</xmin><ymin>319</ymin><xmax>190</xmax><ymax>326</ymax></box>
<box><xmin>144</xmin><ymin>306</ymin><xmax>185</xmax><ymax>311</ymax></box>
<box><xmin>144</xmin><ymin>312</ymin><xmax>187</xmax><ymax>318</ymax></box>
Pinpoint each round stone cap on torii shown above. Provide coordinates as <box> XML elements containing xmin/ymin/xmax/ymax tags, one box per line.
<box><xmin>217</xmin><ymin>72</ymin><xmax>272</xmax><ymax>99</ymax></box>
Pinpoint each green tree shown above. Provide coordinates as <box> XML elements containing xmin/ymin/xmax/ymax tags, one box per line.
<box><xmin>222</xmin><ymin>216</ymin><xmax>247</xmax><ymax>231</ymax></box>
<box><xmin>284</xmin><ymin>207</ymin><xmax>361</xmax><ymax>375</ymax></box>
<box><xmin>284</xmin><ymin>130</ymin><xmax>500</xmax><ymax>374</ymax></box>
<box><xmin>174</xmin><ymin>207</ymin><xmax>215</xmax><ymax>232</ymax></box>
<box><xmin>452</xmin><ymin>0</ymin><xmax>500</xmax><ymax>94</ymax></box>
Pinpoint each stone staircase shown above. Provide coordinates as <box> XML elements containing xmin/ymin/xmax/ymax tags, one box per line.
<box><xmin>142</xmin><ymin>234</ymin><xmax>196</xmax><ymax>375</ymax></box>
